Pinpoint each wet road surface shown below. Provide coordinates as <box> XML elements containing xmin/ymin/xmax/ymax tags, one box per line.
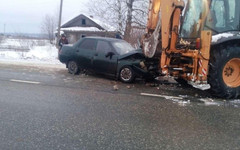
<box><xmin>0</xmin><ymin>62</ymin><xmax>240</xmax><ymax>150</ymax></box>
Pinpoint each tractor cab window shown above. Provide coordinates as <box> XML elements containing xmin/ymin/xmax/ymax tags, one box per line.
<box><xmin>181</xmin><ymin>0</ymin><xmax>239</xmax><ymax>38</ymax></box>
<box><xmin>204</xmin><ymin>0</ymin><xmax>239</xmax><ymax>34</ymax></box>
<box><xmin>180</xmin><ymin>0</ymin><xmax>203</xmax><ymax>38</ymax></box>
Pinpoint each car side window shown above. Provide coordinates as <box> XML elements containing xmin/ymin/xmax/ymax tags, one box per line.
<box><xmin>96</xmin><ymin>41</ymin><xmax>112</xmax><ymax>54</ymax></box>
<box><xmin>79</xmin><ymin>39</ymin><xmax>96</xmax><ymax>50</ymax></box>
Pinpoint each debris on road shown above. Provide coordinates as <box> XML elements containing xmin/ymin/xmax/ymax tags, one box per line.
<box><xmin>113</xmin><ymin>85</ymin><xmax>119</xmax><ymax>91</ymax></box>
<box><xmin>126</xmin><ymin>85</ymin><xmax>131</xmax><ymax>89</ymax></box>
<box><xmin>145</xmin><ymin>83</ymin><xmax>158</xmax><ymax>87</ymax></box>
<box><xmin>156</xmin><ymin>76</ymin><xmax>177</xmax><ymax>84</ymax></box>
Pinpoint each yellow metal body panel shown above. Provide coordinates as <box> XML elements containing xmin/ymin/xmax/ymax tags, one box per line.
<box><xmin>143</xmin><ymin>0</ymin><xmax>212</xmax><ymax>83</ymax></box>
<box><xmin>147</xmin><ymin>0</ymin><xmax>161</xmax><ymax>30</ymax></box>
<box><xmin>197</xmin><ymin>31</ymin><xmax>212</xmax><ymax>81</ymax></box>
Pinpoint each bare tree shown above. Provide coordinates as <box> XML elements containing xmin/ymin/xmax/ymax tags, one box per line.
<box><xmin>41</xmin><ymin>14</ymin><xmax>57</xmax><ymax>44</ymax></box>
<box><xmin>124</xmin><ymin>0</ymin><xmax>134</xmax><ymax>42</ymax></box>
<box><xmin>124</xmin><ymin>0</ymin><xmax>149</xmax><ymax>42</ymax></box>
<box><xmin>87</xmin><ymin>0</ymin><xmax>149</xmax><ymax>43</ymax></box>
<box><xmin>88</xmin><ymin>0</ymin><xmax>126</xmax><ymax>33</ymax></box>
<box><xmin>116</xmin><ymin>0</ymin><xmax>124</xmax><ymax>32</ymax></box>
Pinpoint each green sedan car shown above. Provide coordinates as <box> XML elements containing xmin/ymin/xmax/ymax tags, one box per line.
<box><xmin>59</xmin><ymin>37</ymin><xmax>159</xmax><ymax>83</ymax></box>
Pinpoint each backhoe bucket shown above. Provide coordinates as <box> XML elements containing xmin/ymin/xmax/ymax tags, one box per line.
<box><xmin>142</xmin><ymin>0</ymin><xmax>162</xmax><ymax>58</ymax></box>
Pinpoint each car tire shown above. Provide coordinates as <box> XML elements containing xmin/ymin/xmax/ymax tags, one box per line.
<box><xmin>68</xmin><ymin>60</ymin><xmax>80</xmax><ymax>75</ymax></box>
<box><xmin>119</xmin><ymin>66</ymin><xmax>135</xmax><ymax>83</ymax></box>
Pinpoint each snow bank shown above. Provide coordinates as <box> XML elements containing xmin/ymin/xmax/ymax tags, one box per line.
<box><xmin>24</xmin><ymin>45</ymin><xmax>58</xmax><ymax>61</ymax></box>
<box><xmin>1</xmin><ymin>39</ymin><xmax>21</xmax><ymax>47</ymax></box>
<box><xmin>0</xmin><ymin>38</ymin><xmax>60</xmax><ymax>64</ymax></box>
<box><xmin>0</xmin><ymin>51</ymin><xmax>22</xmax><ymax>59</ymax></box>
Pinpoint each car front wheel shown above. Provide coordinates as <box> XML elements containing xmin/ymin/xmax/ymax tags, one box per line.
<box><xmin>119</xmin><ymin>66</ymin><xmax>135</xmax><ymax>83</ymax></box>
<box><xmin>68</xmin><ymin>60</ymin><xmax>80</xmax><ymax>75</ymax></box>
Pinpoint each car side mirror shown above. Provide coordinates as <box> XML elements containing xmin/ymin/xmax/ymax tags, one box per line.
<box><xmin>105</xmin><ymin>52</ymin><xmax>115</xmax><ymax>59</ymax></box>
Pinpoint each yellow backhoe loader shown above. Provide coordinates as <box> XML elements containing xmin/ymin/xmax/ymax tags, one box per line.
<box><xmin>142</xmin><ymin>0</ymin><xmax>240</xmax><ymax>98</ymax></box>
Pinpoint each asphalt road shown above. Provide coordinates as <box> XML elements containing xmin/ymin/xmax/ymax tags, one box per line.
<box><xmin>0</xmin><ymin>62</ymin><xmax>240</xmax><ymax>150</ymax></box>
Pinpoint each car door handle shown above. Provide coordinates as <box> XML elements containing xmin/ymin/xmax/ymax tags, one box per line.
<box><xmin>76</xmin><ymin>50</ymin><xmax>79</xmax><ymax>52</ymax></box>
<box><xmin>94</xmin><ymin>53</ymin><xmax>98</xmax><ymax>56</ymax></box>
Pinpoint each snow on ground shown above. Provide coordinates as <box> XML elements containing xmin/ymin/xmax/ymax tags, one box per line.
<box><xmin>0</xmin><ymin>38</ymin><xmax>61</xmax><ymax>65</ymax></box>
<box><xmin>0</xmin><ymin>45</ymin><xmax>60</xmax><ymax>64</ymax></box>
<box><xmin>1</xmin><ymin>38</ymin><xmax>22</xmax><ymax>47</ymax></box>
<box><xmin>190</xmin><ymin>83</ymin><xmax>211</xmax><ymax>90</ymax></box>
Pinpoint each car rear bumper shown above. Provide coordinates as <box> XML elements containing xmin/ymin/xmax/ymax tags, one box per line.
<box><xmin>58</xmin><ymin>54</ymin><xmax>68</xmax><ymax>64</ymax></box>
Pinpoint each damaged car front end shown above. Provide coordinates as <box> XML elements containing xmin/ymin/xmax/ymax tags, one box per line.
<box><xmin>116</xmin><ymin>49</ymin><xmax>159</xmax><ymax>82</ymax></box>
<box><xmin>59</xmin><ymin>37</ymin><xmax>159</xmax><ymax>83</ymax></box>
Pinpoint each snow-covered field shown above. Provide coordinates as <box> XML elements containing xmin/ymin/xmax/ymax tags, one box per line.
<box><xmin>0</xmin><ymin>38</ymin><xmax>61</xmax><ymax>65</ymax></box>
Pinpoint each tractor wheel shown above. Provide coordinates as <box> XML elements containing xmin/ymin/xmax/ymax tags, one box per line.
<box><xmin>208</xmin><ymin>44</ymin><xmax>240</xmax><ymax>99</ymax></box>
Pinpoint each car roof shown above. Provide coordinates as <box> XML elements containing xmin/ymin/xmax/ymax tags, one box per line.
<box><xmin>83</xmin><ymin>36</ymin><xmax>124</xmax><ymax>42</ymax></box>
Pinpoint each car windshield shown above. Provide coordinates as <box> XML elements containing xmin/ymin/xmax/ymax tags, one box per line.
<box><xmin>112</xmin><ymin>41</ymin><xmax>135</xmax><ymax>55</ymax></box>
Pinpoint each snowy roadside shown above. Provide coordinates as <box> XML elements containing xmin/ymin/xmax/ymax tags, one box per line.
<box><xmin>0</xmin><ymin>58</ymin><xmax>65</xmax><ymax>69</ymax></box>
<box><xmin>0</xmin><ymin>38</ymin><xmax>64</xmax><ymax>68</ymax></box>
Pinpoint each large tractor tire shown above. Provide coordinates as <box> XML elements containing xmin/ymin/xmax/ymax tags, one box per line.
<box><xmin>208</xmin><ymin>44</ymin><xmax>240</xmax><ymax>99</ymax></box>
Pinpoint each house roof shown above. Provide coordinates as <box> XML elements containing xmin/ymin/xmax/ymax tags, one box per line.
<box><xmin>83</xmin><ymin>36</ymin><xmax>123</xmax><ymax>42</ymax></box>
<box><xmin>87</xmin><ymin>16</ymin><xmax>116</xmax><ymax>31</ymax></box>
<box><xmin>61</xmin><ymin>14</ymin><xmax>116</xmax><ymax>32</ymax></box>
<box><xmin>61</xmin><ymin>27</ymin><xmax>101</xmax><ymax>32</ymax></box>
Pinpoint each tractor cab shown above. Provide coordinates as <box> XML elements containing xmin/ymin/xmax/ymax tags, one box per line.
<box><xmin>142</xmin><ymin>0</ymin><xmax>240</xmax><ymax>98</ymax></box>
<box><xmin>181</xmin><ymin>0</ymin><xmax>240</xmax><ymax>39</ymax></box>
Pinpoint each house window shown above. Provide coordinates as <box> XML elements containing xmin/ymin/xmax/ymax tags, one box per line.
<box><xmin>79</xmin><ymin>34</ymin><xmax>86</xmax><ymax>39</ymax></box>
<box><xmin>82</xmin><ymin>19</ymin><xmax>86</xmax><ymax>25</ymax></box>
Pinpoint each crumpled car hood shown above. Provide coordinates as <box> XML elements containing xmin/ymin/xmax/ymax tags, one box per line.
<box><xmin>118</xmin><ymin>49</ymin><xmax>144</xmax><ymax>60</ymax></box>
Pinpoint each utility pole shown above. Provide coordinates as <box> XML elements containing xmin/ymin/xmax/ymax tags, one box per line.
<box><xmin>57</xmin><ymin>0</ymin><xmax>63</xmax><ymax>48</ymax></box>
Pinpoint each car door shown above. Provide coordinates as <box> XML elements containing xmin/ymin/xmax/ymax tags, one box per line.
<box><xmin>76</xmin><ymin>39</ymin><xmax>96</xmax><ymax>69</ymax></box>
<box><xmin>92</xmin><ymin>40</ymin><xmax>118</xmax><ymax>75</ymax></box>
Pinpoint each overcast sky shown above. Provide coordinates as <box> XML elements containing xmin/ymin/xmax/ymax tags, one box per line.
<box><xmin>0</xmin><ymin>0</ymin><xmax>89</xmax><ymax>34</ymax></box>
